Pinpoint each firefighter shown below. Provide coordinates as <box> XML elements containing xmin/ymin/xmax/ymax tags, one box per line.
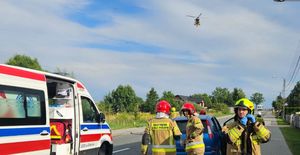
<box><xmin>222</xmin><ymin>98</ymin><xmax>271</xmax><ymax>155</ymax></box>
<box><xmin>170</xmin><ymin>107</ymin><xmax>179</xmax><ymax>119</ymax></box>
<box><xmin>141</xmin><ymin>100</ymin><xmax>182</xmax><ymax>155</ymax></box>
<box><xmin>256</xmin><ymin>111</ymin><xmax>265</xmax><ymax>125</ymax></box>
<box><xmin>181</xmin><ymin>102</ymin><xmax>205</xmax><ymax>155</ymax></box>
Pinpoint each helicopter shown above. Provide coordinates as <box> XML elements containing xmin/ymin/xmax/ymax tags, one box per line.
<box><xmin>187</xmin><ymin>13</ymin><xmax>202</xmax><ymax>27</ymax></box>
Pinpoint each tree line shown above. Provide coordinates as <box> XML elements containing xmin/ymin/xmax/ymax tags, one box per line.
<box><xmin>4</xmin><ymin>54</ymin><xmax>269</xmax><ymax>114</ymax></box>
<box><xmin>272</xmin><ymin>81</ymin><xmax>300</xmax><ymax>114</ymax></box>
<box><xmin>98</xmin><ymin>84</ymin><xmax>266</xmax><ymax>114</ymax></box>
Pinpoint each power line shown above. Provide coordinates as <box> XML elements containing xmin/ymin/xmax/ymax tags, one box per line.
<box><xmin>285</xmin><ymin>41</ymin><xmax>300</xmax><ymax>90</ymax></box>
<box><xmin>286</xmin><ymin>55</ymin><xmax>300</xmax><ymax>89</ymax></box>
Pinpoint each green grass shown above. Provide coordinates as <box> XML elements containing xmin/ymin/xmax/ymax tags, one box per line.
<box><xmin>106</xmin><ymin>111</ymin><xmax>231</xmax><ymax>130</ymax></box>
<box><xmin>106</xmin><ymin>112</ymin><xmax>154</xmax><ymax>130</ymax></box>
<box><xmin>277</xmin><ymin>118</ymin><xmax>290</xmax><ymax>125</ymax></box>
<box><xmin>279</xmin><ymin>127</ymin><xmax>300</xmax><ymax>155</ymax></box>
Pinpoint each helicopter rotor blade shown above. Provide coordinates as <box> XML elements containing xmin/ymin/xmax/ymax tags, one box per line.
<box><xmin>186</xmin><ymin>15</ymin><xmax>196</xmax><ymax>18</ymax></box>
<box><xmin>197</xmin><ymin>13</ymin><xmax>202</xmax><ymax>18</ymax></box>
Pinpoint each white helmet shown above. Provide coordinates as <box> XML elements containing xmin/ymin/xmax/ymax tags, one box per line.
<box><xmin>257</xmin><ymin>111</ymin><xmax>262</xmax><ymax>116</ymax></box>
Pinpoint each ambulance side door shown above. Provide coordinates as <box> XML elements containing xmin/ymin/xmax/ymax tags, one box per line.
<box><xmin>0</xmin><ymin>85</ymin><xmax>50</xmax><ymax>155</ymax></box>
<box><xmin>79</xmin><ymin>96</ymin><xmax>101</xmax><ymax>154</ymax></box>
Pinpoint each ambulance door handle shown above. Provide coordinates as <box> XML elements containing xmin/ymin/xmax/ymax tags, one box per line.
<box><xmin>40</xmin><ymin>130</ymin><xmax>49</xmax><ymax>136</ymax></box>
<box><xmin>82</xmin><ymin>127</ymin><xmax>89</xmax><ymax>132</ymax></box>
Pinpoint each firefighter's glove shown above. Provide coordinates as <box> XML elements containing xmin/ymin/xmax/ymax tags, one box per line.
<box><xmin>240</xmin><ymin>116</ymin><xmax>248</xmax><ymax>126</ymax></box>
<box><xmin>246</xmin><ymin>114</ymin><xmax>256</xmax><ymax>123</ymax></box>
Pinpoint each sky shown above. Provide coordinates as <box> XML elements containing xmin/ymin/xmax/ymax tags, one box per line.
<box><xmin>1</xmin><ymin>0</ymin><xmax>300</xmax><ymax>108</ymax></box>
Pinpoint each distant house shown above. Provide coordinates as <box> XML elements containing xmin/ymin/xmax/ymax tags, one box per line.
<box><xmin>175</xmin><ymin>95</ymin><xmax>205</xmax><ymax>107</ymax></box>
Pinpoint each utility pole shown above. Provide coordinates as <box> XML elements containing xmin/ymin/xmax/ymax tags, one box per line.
<box><xmin>272</xmin><ymin>76</ymin><xmax>287</xmax><ymax>119</ymax></box>
<box><xmin>282</xmin><ymin>78</ymin><xmax>286</xmax><ymax>120</ymax></box>
<box><xmin>282</xmin><ymin>78</ymin><xmax>286</xmax><ymax>98</ymax></box>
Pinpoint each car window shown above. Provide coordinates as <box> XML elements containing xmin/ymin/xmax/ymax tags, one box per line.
<box><xmin>176</xmin><ymin>120</ymin><xmax>187</xmax><ymax>133</ymax></box>
<box><xmin>223</xmin><ymin>117</ymin><xmax>235</xmax><ymax>127</ymax></box>
<box><xmin>212</xmin><ymin>117</ymin><xmax>222</xmax><ymax>131</ymax></box>
<box><xmin>201</xmin><ymin>120</ymin><xmax>208</xmax><ymax>133</ymax></box>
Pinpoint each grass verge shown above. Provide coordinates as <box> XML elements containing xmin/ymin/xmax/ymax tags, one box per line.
<box><xmin>106</xmin><ymin>112</ymin><xmax>154</xmax><ymax>130</ymax></box>
<box><xmin>277</xmin><ymin>118</ymin><xmax>290</xmax><ymax>125</ymax></box>
<box><xmin>277</xmin><ymin>118</ymin><xmax>300</xmax><ymax>155</ymax></box>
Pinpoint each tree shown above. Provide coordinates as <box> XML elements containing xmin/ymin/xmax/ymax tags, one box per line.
<box><xmin>54</xmin><ymin>67</ymin><xmax>75</xmax><ymax>78</ymax></box>
<box><xmin>286</xmin><ymin>81</ymin><xmax>300</xmax><ymax>107</ymax></box>
<box><xmin>160</xmin><ymin>91</ymin><xmax>181</xmax><ymax>110</ymax></box>
<box><xmin>103</xmin><ymin>85</ymin><xmax>139</xmax><ymax>113</ymax></box>
<box><xmin>142</xmin><ymin>88</ymin><xmax>159</xmax><ymax>113</ymax></box>
<box><xmin>250</xmin><ymin>92</ymin><xmax>265</xmax><ymax>107</ymax></box>
<box><xmin>211</xmin><ymin>87</ymin><xmax>232</xmax><ymax>105</ymax></box>
<box><xmin>231</xmin><ymin>88</ymin><xmax>246</xmax><ymax>105</ymax></box>
<box><xmin>272</xmin><ymin>95</ymin><xmax>284</xmax><ymax>111</ymax></box>
<box><xmin>6</xmin><ymin>54</ymin><xmax>43</xmax><ymax>71</ymax></box>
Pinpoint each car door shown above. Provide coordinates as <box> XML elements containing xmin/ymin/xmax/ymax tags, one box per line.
<box><xmin>212</xmin><ymin>117</ymin><xmax>225</xmax><ymax>155</ymax></box>
<box><xmin>79</xmin><ymin>96</ymin><xmax>101</xmax><ymax>154</ymax></box>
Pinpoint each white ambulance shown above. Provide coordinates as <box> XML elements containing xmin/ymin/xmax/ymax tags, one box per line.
<box><xmin>0</xmin><ymin>64</ymin><xmax>113</xmax><ymax>155</ymax></box>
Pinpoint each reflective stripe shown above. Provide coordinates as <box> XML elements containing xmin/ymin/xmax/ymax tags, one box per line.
<box><xmin>186</xmin><ymin>141</ymin><xmax>205</xmax><ymax>150</ymax></box>
<box><xmin>152</xmin><ymin>147</ymin><xmax>176</xmax><ymax>153</ymax></box>
<box><xmin>251</xmin><ymin>135</ymin><xmax>260</xmax><ymax>145</ymax></box>
<box><xmin>152</xmin><ymin>145</ymin><xmax>176</xmax><ymax>148</ymax></box>
<box><xmin>50</xmin><ymin>125</ymin><xmax>61</xmax><ymax>139</ymax></box>
<box><xmin>257</xmin><ymin>127</ymin><xmax>268</xmax><ymax>137</ymax></box>
<box><xmin>235</xmin><ymin>139</ymin><xmax>241</xmax><ymax>145</ymax></box>
<box><xmin>229</xmin><ymin>127</ymin><xmax>241</xmax><ymax>139</ymax></box>
<box><xmin>252</xmin><ymin>140</ymin><xmax>258</xmax><ymax>145</ymax></box>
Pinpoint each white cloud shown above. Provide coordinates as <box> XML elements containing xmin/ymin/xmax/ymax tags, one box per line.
<box><xmin>0</xmin><ymin>0</ymin><xmax>299</xmax><ymax>107</ymax></box>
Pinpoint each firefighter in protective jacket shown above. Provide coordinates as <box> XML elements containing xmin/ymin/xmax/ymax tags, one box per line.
<box><xmin>141</xmin><ymin>100</ymin><xmax>182</xmax><ymax>155</ymax></box>
<box><xmin>170</xmin><ymin>107</ymin><xmax>179</xmax><ymax>119</ymax></box>
<box><xmin>181</xmin><ymin>102</ymin><xmax>205</xmax><ymax>155</ymax></box>
<box><xmin>222</xmin><ymin>98</ymin><xmax>271</xmax><ymax>155</ymax></box>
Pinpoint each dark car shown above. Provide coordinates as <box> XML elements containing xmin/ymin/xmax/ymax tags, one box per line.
<box><xmin>173</xmin><ymin>115</ymin><xmax>225</xmax><ymax>155</ymax></box>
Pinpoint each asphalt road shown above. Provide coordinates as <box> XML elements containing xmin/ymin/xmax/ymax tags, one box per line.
<box><xmin>112</xmin><ymin>112</ymin><xmax>293</xmax><ymax>155</ymax></box>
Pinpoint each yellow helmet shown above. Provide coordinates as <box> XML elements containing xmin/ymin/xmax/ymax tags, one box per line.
<box><xmin>235</xmin><ymin>98</ymin><xmax>254</xmax><ymax>114</ymax></box>
<box><xmin>171</xmin><ymin>107</ymin><xmax>176</xmax><ymax>112</ymax></box>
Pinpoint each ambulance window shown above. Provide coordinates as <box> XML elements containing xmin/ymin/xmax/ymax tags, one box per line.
<box><xmin>0</xmin><ymin>85</ymin><xmax>46</xmax><ymax>126</ymax></box>
<box><xmin>81</xmin><ymin>97</ymin><xmax>97</xmax><ymax>123</ymax></box>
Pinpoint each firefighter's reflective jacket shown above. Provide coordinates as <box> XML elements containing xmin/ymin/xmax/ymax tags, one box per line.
<box><xmin>185</xmin><ymin>116</ymin><xmax>205</xmax><ymax>155</ymax></box>
<box><xmin>222</xmin><ymin>121</ymin><xmax>271</xmax><ymax>155</ymax></box>
<box><xmin>141</xmin><ymin>118</ymin><xmax>182</xmax><ymax>155</ymax></box>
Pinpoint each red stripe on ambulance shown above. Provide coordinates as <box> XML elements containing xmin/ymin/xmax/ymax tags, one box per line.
<box><xmin>80</xmin><ymin>134</ymin><xmax>102</xmax><ymax>143</ymax></box>
<box><xmin>0</xmin><ymin>140</ymin><xmax>50</xmax><ymax>154</ymax></box>
<box><xmin>0</xmin><ymin>65</ymin><xmax>46</xmax><ymax>81</ymax></box>
<box><xmin>76</xmin><ymin>82</ymin><xmax>85</xmax><ymax>90</ymax></box>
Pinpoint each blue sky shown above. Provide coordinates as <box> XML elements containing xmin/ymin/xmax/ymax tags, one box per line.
<box><xmin>1</xmin><ymin>0</ymin><xmax>300</xmax><ymax>108</ymax></box>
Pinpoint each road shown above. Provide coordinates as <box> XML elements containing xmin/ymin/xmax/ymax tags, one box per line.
<box><xmin>112</xmin><ymin>112</ymin><xmax>292</xmax><ymax>155</ymax></box>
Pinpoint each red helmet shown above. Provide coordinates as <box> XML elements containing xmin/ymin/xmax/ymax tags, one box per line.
<box><xmin>199</xmin><ymin>109</ymin><xmax>206</xmax><ymax>115</ymax></box>
<box><xmin>181</xmin><ymin>102</ymin><xmax>196</xmax><ymax>114</ymax></box>
<box><xmin>156</xmin><ymin>100</ymin><xmax>171</xmax><ymax>114</ymax></box>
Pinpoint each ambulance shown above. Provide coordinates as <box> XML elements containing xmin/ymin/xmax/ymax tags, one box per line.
<box><xmin>0</xmin><ymin>64</ymin><xmax>113</xmax><ymax>155</ymax></box>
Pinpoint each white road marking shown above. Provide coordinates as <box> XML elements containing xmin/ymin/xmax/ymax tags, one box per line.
<box><xmin>113</xmin><ymin>148</ymin><xmax>131</xmax><ymax>154</ymax></box>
